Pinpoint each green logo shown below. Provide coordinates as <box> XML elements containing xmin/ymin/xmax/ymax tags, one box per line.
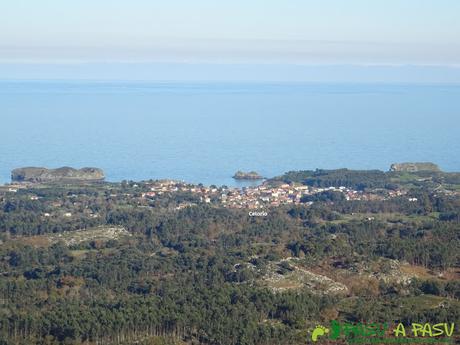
<box><xmin>311</xmin><ymin>325</ymin><xmax>329</xmax><ymax>342</ymax></box>
<box><xmin>310</xmin><ymin>321</ymin><xmax>456</xmax><ymax>344</ymax></box>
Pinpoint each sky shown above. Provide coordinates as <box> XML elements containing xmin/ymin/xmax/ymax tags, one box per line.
<box><xmin>1</xmin><ymin>0</ymin><xmax>460</xmax><ymax>81</ymax></box>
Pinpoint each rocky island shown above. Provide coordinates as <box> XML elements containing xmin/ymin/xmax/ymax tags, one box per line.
<box><xmin>390</xmin><ymin>162</ymin><xmax>441</xmax><ymax>172</ymax></box>
<box><xmin>11</xmin><ymin>167</ymin><xmax>105</xmax><ymax>183</ymax></box>
<box><xmin>232</xmin><ymin>170</ymin><xmax>264</xmax><ymax>180</ymax></box>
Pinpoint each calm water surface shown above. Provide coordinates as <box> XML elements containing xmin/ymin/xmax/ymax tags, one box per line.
<box><xmin>1</xmin><ymin>81</ymin><xmax>459</xmax><ymax>186</ymax></box>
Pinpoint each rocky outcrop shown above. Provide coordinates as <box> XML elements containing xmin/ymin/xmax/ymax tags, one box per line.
<box><xmin>233</xmin><ymin>171</ymin><xmax>263</xmax><ymax>180</ymax></box>
<box><xmin>11</xmin><ymin>167</ymin><xmax>105</xmax><ymax>183</ymax></box>
<box><xmin>390</xmin><ymin>162</ymin><xmax>440</xmax><ymax>173</ymax></box>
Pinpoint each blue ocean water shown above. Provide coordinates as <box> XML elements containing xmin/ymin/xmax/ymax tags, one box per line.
<box><xmin>1</xmin><ymin>81</ymin><xmax>459</xmax><ymax>186</ymax></box>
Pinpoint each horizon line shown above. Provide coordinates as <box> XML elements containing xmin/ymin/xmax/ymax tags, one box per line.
<box><xmin>1</xmin><ymin>61</ymin><xmax>460</xmax><ymax>68</ymax></box>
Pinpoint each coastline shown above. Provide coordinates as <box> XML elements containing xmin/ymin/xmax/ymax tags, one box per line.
<box><xmin>2</xmin><ymin>164</ymin><xmax>460</xmax><ymax>189</ymax></box>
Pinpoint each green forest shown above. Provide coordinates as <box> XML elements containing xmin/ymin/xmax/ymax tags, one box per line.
<box><xmin>0</xmin><ymin>169</ymin><xmax>459</xmax><ymax>345</ymax></box>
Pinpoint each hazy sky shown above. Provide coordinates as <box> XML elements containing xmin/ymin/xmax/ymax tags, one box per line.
<box><xmin>2</xmin><ymin>0</ymin><xmax>460</xmax><ymax>65</ymax></box>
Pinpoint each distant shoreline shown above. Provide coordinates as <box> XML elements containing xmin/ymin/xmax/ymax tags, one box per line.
<box><xmin>3</xmin><ymin>163</ymin><xmax>458</xmax><ymax>190</ymax></box>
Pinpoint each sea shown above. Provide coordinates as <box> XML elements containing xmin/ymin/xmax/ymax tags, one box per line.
<box><xmin>1</xmin><ymin>80</ymin><xmax>459</xmax><ymax>187</ymax></box>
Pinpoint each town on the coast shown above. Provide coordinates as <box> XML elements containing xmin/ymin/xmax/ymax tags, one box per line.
<box><xmin>140</xmin><ymin>179</ymin><xmax>408</xmax><ymax>210</ymax></box>
<box><xmin>2</xmin><ymin>164</ymin><xmax>458</xmax><ymax>218</ymax></box>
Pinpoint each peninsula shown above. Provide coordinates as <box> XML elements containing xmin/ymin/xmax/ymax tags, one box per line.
<box><xmin>11</xmin><ymin>167</ymin><xmax>105</xmax><ymax>183</ymax></box>
<box><xmin>390</xmin><ymin>162</ymin><xmax>441</xmax><ymax>172</ymax></box>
